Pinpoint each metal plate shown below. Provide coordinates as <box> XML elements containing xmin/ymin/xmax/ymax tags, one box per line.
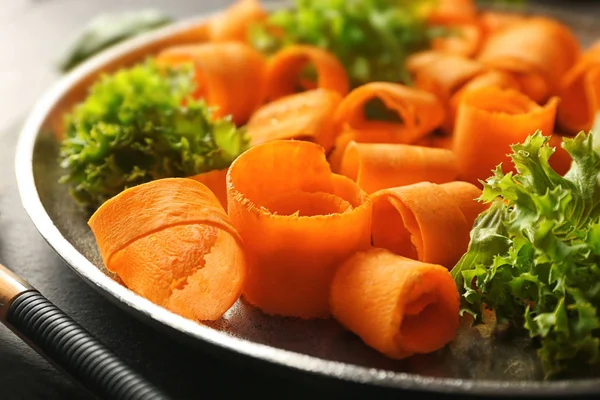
<box><xmin>14</xmin><ymin>2</ymin><xmax>600</xmax><ymax>397</ymax></box>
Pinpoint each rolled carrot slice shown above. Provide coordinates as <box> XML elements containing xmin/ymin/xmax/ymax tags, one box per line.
<box><xmin>330</xmin><ymin>247</ymin><xmax>460</xmax><ymax>359</ymax></box>
<box><xmin>446</xmin><ymin>69</ymin><xmax>521</xmax><ymax>132</ymax></box>
<box><xmin>156</xmin><ymin>42</ymin><xmax>267</xmax><ymax>125</ymax></box>
<box><xmin>265</xmin><ymin>45</ymin><xmax>349</xmax><ymax>101</ymax></box>
<box><xmin>89</xmin><ymin>178</ymin><xmax>246</xmax><ymax>321</ymax></box>
<box><xmin>227</xmin><ymin>140</ymin><xmax>372</xmax><ymax>318</ymax></box>
<box><xmin>451</xmin><ymin>69</ymin><xmax>521</xmax><ymax>102</ymax></box>
<box><xmin>452</xmin><ymin>86</ymin><xmax>559</xmax><ymax>185</ymax></box>
<box><xmin>431</xmin><ymin>23</ymin><xmax>484</xmax><ymax>58</ymax></box>
<box><xmin>557</xmin><ymin>43</ymin><xmax>600</xmax><ymax>134</ymax></box>
<box><xmin>426</xmin><ymin>0</ymin><xmax>478</xmax><ymax>25</ymax></box>
<box><xmin>333</xmin><ymin>82</ymin><xmax>445</xmax><ymax>144</ymax></box>
<box><xmin>246</xmin><ymin>89</ymin><xmax>343</xmax><ymax>152</ymax></box>
<box><xmin>339</xmin><ymin>141</ymin><xmax>459</xmax><ymax>194</ymax></box>
<box><xmin>207</xmin><ymin>0</ymin><xmax>267</xmax><ymax>43</ymax></box>
<box><xmin>439</xmin><ymin>181</ymin><xmax>489</xmax><ymax>227</ymax></box>
<box><xmin>477</xmin><ymin>17</ymin><xmax>581</xmax><ymax>102</ymax></box>
<box><xmin>413</xmin><ymin>53</ymin><xmax>485</xmax><ymax>102</ymax></box>
<box><xmin>329</xmin><ymin>83</ymin><xmax>445</xmax><ymax>170</ymax></box>
<box><xmin>189</xmin><ymin>168</ymin><xmax>228</xmax><ymax>210</ymax></box>
<box><xmin>370</xmin><ymin>182</ymin><xmax>479</xmax><ymax>269</ymax></box>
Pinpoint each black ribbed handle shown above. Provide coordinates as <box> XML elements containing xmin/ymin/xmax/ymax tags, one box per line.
<box><xmin>5</xmin><ymin>291</ymin><xmax>171</xmax><ymax>400</ymax></box>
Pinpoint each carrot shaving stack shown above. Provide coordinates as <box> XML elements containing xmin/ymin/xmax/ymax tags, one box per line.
<box><xmin>329</xmin><ymin>82</ymin><xmax>445</xmax><ymax>170</ymax></box>
<box><xmin>330</xmin><ymin>248</ymin><xmax>460</xmax><ymax>359</ymax></box>
<box><xmin>370</xmin><ymin>181</ymin><xmax>486</xmax><ymax>270</ymax></box>
<box><xmin>82</xmin><ymin>0</ymin><xmax>596</xmax><ymax>364</ymax></box>
<box><xmin>227</xmin><ymin>140</ymin><xmax>372</xmax><ymax>318</ymax></box>
<box><xmin>88</xmin><ymin>178</ymin><xmax>246</xmax><ymax>321</ymax></box>
<box><xmin>156</xmin><ymin>42</ymin><xmax>267</xmax><ymax>125</ymax></box>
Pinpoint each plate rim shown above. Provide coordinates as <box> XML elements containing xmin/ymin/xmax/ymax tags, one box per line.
<box><xmin>13</xmin><ymin>5</ymin><xmax>600</xmax><ymax>397</ymax></box>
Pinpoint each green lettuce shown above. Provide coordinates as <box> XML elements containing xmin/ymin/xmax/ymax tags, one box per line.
<box><xmin>249</xmin><ymin>0</ymin><xmax>440</xmax><ymax>87</ymax></box>
<box><xmin>59</xmin><ymin>59</ymin><xmax>248</xmax><ymax>209</ymax></box>
<box><xmin>452</xmin><ymin>131</ymin><xmax>600</xmax><ymax>377</ymax></box>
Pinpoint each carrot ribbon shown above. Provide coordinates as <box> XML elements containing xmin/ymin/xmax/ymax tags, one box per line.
<box><xmin>265</xmin><ymin>45</ymin><xmax>349</xmax><ymax>101</ymax></box>
<box><xmin>329</xmin><ymin>82</ymin><xmax>445</xmax><ymax>170</ymax></box>
<box><xmin>557</xmin><ymin>42</ymin><xmax>600</xmax><ymax>134</ymax></box>
<box><xmin>227</xmin><ymin>140</ymin><xmax>372</xmax><ymax>318</ymax></box>
<box><xmin>156</xmin><ymin>42</ymin><xmax>267</xmax><ymax>125</ymax></box>
<box><xmin>330</xmin><ymin>247</ymin><xmax>460</xmax><ymax>359</ymax></box>
<box><xmin>370</xmin><ymin>181</ymin><xmax>487</xmax><ymax>269</ymax></box>
<box><xmin>477</xmin><ymin>17</ymin><xmax>581</xmax><ymax>103</ymax></box>
<box><xmin>88</xmin><ymin>178</ymin><xmax>246</xmax><ymax>321</ymax></box>
<box><xmin>452</xmin><ymin>86</ymin><xmax>559</xmax><ymax>185</ymax></box>
<box><xmin>246</xmin><ymin>89</ymin><xmax>343</xmax><ymax>152</ymax></box>
<box><xmin>339</xmin><ymin>141</ymin><xmax>459</xmax><ymax>194</ymax></box>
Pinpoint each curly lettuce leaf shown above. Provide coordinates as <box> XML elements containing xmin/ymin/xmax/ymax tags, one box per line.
<box><xmin>249</xmin><ymin>0</ymin><xmax>440</xmax><ymax>87</ymax></box>
<box><xmin>59</xmin><ymin>59</ymin><xmax>248</xmax><ymax>209</ymax></box>
<box><xmin>454</xmin><ymin>131</ymin><xmax>600</xmax><ymax>377</ymax></box>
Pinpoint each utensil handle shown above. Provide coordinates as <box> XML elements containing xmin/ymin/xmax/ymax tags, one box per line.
<box><xmin>5</xmin><ymin>290</ymin><xmax>170</xmax><ymax>400</ymax></box>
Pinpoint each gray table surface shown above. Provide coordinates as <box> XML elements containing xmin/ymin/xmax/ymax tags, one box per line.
<box><xmin>1</xmin><ymin>1</ymin><xmax>600</xmax><ymax>399</ymax></box>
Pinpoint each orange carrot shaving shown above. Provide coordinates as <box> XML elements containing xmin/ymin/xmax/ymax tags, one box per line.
<box><xmin>246</xmin><ymin>89</ymin><xmax>343</xmax><ymax>152</ymax></box>
<box><xmin>227</xmin><ymin>140</ymin><xmax>372</xmax><ymax>318</ymax></box>
<box><xmin>207</xmin><ymin>0</ymin><xmax>267</xmax><ymax>43</ymax></box>
<box><xmin>156</xmin><ymin>42</ymin><xmax>267</xmax><ymax>125</ymax></box>
<box><xmin>370</xmin><ymin>181</ymin><xmax>483</xmax><ymax>269</ymax></box>
<box><xmin>88</xmin><ymin>178</ymin><xmax>246</xmax><ymax>321</ymax></box>
<box><xmin>414</xmin><ymin>53</ymin><xmax>485</xmax><ymax>102</ymax></box>
<box><xmin>189</xmin><ymin>168</ymin><xmax>229</xmax><ymax>210</ymax></box>
<box><xmin>557</xmin><ymin>42</ymin><xmax>600</xmax><ymax>134</ymax></box>
<box><xmin>446</xmin><ymin>69</ymin><xmax>521</xmax><ymax>132</ymax></box>
<box><xmin>330</xmin><ymin>248</ymin><xmax>460</xmax><ymax>359</ymax></box>
<box><xmin>406</xmin><ymin>51</ymin><xmax>440</xmax><ymax>75</ymax></box>
<box><xmin>479</xmin><ymin>11</ymin><xmax>527</xmax><ymax>36</ymax></box>
<box><xmin>431</xmin><ymin>23</ymin><xmax>484</xmax><ymax>58</ymax></box>
<box><xmin>410</xmin><ymin>53</ymin><xmax>519</xmax><ymax>133</ymax></box>
<box><xmin>439</xmin><ymin>181</ymin><xmax>489</xmax><ymax>228</ymax></box>
<box><xmin>427</xmin><ymin>0</ymin><xmax>478</xmax><ymax>25</ymax></box>
<box><xmin>339</xmin><ymin>141</ymin><xmax>459</xmax><ymax>193</ymax></box>
<box><xmin>334</xmin><ymin>82</ymin><xmax>445</xmax><ymax>142</ymax></box>
<box><xmin>328</xmin><ymin>83</ymin><xmax>445</xmax><ymax>171</ymax></box>
<box><xmin>452</xmin><ymin>86</ymin><xmax>559</xmax><ymax>185</ymax></box>
<box><xmin>265</xmin><ymin>45</ymin><xmax>349</xmax><ymax>101</ymax></box>
<box><xmin>477</xmin><ymin>17</ymin><xmax>581</xmax><ymax>102</ymax></box>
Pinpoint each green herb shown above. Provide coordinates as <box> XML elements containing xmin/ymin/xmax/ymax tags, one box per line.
<box><xmin>59</xmin><ymin>59</ymin><xmax>248</xmax><ymax>209</ymax></box>
<box><xmin>249</xmin><ymin>0</ymin><xmax>441</xmax><ymax>87</ymax></box>
<box><xmin>453</xmin><ymin>131</ymin><xmax>600</xmax><ymax>377</ymax></box>
<box><xmin>57</xmin><ymin>9</ymin><xmax>172</xmax><ymax>72</ymax></box>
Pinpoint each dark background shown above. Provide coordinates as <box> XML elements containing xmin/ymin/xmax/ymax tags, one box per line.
<box><xmin>1</xmin><ymin>1</ymin><xmax>600</xmax><ymax>399</ymax></box>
